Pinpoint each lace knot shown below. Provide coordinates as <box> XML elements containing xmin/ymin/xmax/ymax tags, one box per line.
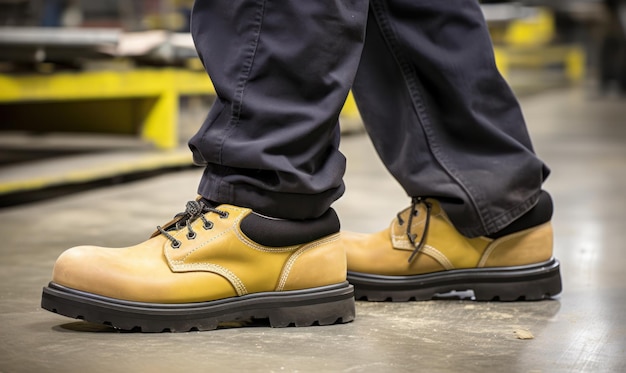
<box><xmin>185</xmin><ymin>200</ymin><xmax>204</xmax><ymax>218</ymax></box>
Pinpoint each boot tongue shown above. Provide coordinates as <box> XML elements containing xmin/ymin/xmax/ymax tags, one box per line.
<box><xmin>182</xmin><ymin>200</ymin><xmax>205</xmax><ymax>220</ymax></box>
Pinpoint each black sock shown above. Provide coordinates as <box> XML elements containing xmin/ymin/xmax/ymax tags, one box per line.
<box><xmin>487</xmin><ymin>190</ymin><xmax>553</xmax><ymax>239</ymax></box>
<box><xmin>240</xmin><ymin>209</ymin><xmax>340</xmax><ymax>247</ymax></box>
<box><xmin>201</xmin><ymin>197</ymin><xmax>340</xmax><ymax>246</ymax></box>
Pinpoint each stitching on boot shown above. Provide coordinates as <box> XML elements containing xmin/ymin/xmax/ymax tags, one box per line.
<box><xmin>275</xmin><ymin>233</ymin><xmax>340</xmax><ymax>291</ymax></box>
<box><xmin>390</xmin><ymin>235</ymin><xmax>455</xmax><ymax>271</ymax></box>
<box><xmin>169</xmin><ymin>260</ymin><xmax>248</xmax><ymax>296</ymax></box>
<box><xmin>420</xmin><ymin>245</ymin><xmax>455</xmax><ymax>270</ymax></box>
<box><xmin>477</xmin><ymin>227</ymin><xmax>531</xmax><ymax>267</ymax></box>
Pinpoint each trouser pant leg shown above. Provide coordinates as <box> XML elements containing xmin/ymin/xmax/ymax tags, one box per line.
<box><xmin>352</xmin><ymin>0</ymin><xmax>550</xmax><ymax>237</ymax></box>
<box><xmin>189</xmin><ymin>0</ymin><xmax>368</xmax><ymax>219</ymax></box>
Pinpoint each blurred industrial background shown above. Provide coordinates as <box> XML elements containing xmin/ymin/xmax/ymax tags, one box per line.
<box><xmin>1</xmin><ymin>1</ymin><xmax>626</xmax><ymax>372</ymax></box>
<box><xmin>0</xmin><ymin>0</ymin><xmax>624</xmax><ymax>202</ymax></box>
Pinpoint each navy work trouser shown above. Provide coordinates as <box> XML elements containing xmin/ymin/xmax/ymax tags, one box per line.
<box><xmin>188</xmin><ymin>0</ymin><xmax>550</xmax><ymax>238</ymax></box>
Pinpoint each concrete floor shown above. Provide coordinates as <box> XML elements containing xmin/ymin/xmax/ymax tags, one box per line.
<box><xmin>1</xmin><ymin>87</ymin><xmax>625</xmax><ymax>372</ymax></box>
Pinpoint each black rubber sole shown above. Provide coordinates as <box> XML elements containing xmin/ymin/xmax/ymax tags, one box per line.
<box><xmin>41</xmin><ymin>282</ymin><xmax>355</xmax><ymax>332</ymax></box>
<box><xmin>348</xmin><ymin>258</ymin><xmax>562</xmax><ymax>302</ymax></box>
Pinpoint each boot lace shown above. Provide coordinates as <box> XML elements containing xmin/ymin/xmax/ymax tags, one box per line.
<box><xmin>157</xmin><ymin>200</ymin><xmax>229</xmax><ymax>248</ymax></box>
<box><xmin>396</xmin><ymin>197</ymin><xmax>432</xmax><ymax>263</ymax></box>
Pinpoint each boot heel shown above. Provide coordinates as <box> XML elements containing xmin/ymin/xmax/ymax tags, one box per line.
<box><xmin>268</xmin><ymin>289</ymin><xmax>356</xmax><ymax>327</ymax></box>
<box><xmin>472</xmin><ymin>261</ymin><xmax>563</xmax><ymax>301</ymax></box>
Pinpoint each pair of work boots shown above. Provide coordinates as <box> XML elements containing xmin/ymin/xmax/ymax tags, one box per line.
<box><xmin>41</xmin><ymin>192</ymin><xmax>562</xmax><ymax>332</ymax></box>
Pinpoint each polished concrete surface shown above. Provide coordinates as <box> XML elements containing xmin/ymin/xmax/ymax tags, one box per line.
<box><xmin>1</xmin><ymin>87</ymin><xmax>625</xmax><ymax>372</ymax></box>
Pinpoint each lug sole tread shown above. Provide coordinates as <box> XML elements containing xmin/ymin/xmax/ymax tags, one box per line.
<box><xmin>41</xmin><ymin>282</ymin><xmax>355</xmax><ymax>332</ymax></box>
<box><xmin>348</xmin><ymin>259</ymin><xmax>562</xmax><ymax>302</ymax></box>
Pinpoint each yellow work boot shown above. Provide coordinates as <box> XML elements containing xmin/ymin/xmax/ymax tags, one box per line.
<box><xmin>345</xmin><ymin>193</ymin><xmax>562</xmax><ymax>301</ymax></box>
<box><xmin>41</xmin><ymin>200</ymin><xmax>355</xmax><ymax>332</ymax></box>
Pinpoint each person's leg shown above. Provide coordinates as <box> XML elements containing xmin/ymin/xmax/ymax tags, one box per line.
<box><xmin>189</xmin><ymin>0</ymin><xmax>367</xmax><ymax>219</ymax></box>
<box><xmin>344</xmin><ymin>0</ymin><xmax>561</xmax><ymax>301</ymax></box>
<box><xmin>40</xmin><ymin>0</ymin><xmax>370</xmax><ymax>331</ymax></box>
<box><xmin>353</xmin><ymin>0</ymin><xmax>549</xmax><ymax>238</ymax></box>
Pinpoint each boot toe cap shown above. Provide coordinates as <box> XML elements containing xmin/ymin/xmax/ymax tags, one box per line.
<box><xmin>52</xmin><ymin>245</ymin><xmax>111</xmax><ymax>294</ymax></box>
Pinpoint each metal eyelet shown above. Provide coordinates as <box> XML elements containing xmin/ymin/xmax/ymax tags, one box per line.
<box><xmin>203</xmin><ymin>221</ymin><xmax>213</xmax><ymax>230</ymax></box>
<box><xmin>187</xmin><ymin>232</ymin><xmax>196</xmax><ymax>240</ymax></box>
<box><xmin>171</xmin><ymin>240</ymin><xmax>182</xmax><ymax>249</ymax></box>
<box><xmin>219</xmin><ymin>211</ymin><xmax>229</xmax><ymax>219</ymax></box>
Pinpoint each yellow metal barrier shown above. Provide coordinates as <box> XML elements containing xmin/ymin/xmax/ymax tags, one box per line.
<box><xmin>0</xmin><ymin>68</ymin><xmax>215</xmax><ymax>150</ymax></box>
<box><xmin>504</xmin><ymin>8</ymin><xmax>555</xmax><ymax>47</ymax></box>
<box><xmin>493</xmin><ymin>44</ymin><xmax>585</xmax><ymax>84</ymax></box>
<box><xmin>491</xmin><ymin>7</ymin><xmax>585</xmax><ymax>84</ymax></box>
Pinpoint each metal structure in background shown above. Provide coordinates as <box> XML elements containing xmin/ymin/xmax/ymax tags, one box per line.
<box><xmin>485</xmin><ymin>0</ymin><xmax>626</xmax><ymax>92</ymax></box>
<box><xmin>0</xmin><ymin>27</ymin><xmax>120</xmax><ymax>63</ymax></box>
<box><xmin>0</xmin><ymin>0</ymin><xmax>616</xmax><ymax>202</ymax></box>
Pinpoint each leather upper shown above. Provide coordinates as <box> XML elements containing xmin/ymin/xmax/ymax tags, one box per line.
<box><xmin>52</xmin><ymin>205</ymin><xmax>346</xmax><ymax>303</ymax></box>
<box><xmin>345</xmin><ymin>200</ymin><xmax>553</xmax><ymax>276</ymax></box>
